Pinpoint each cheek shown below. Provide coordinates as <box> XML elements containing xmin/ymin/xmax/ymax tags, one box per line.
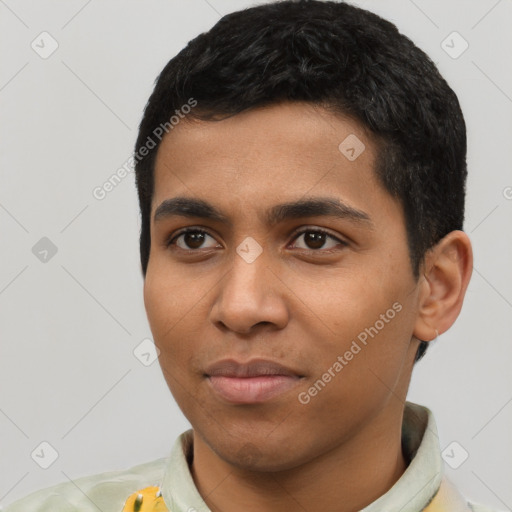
<box><xmin>143</xmin><ymin>268</ymin><xmax>191</xmax><ymax>367</ymax></box>
<box><xmin>296</xmin><ymin>312</ymin><xmax>412</xmax><ymax>431</ymax></box>
<box><xmin>143</xmin><ymin>266</ymin><xmax>209</xmax><ymax>372</ymax></box>
<box><xmin>143</xmin><ymin>272</ymin><xmax>169</xmax><ymax>339</ymax></box>
<box><xmin>304</xmin><ymin>273</ymin><xmax>413</xmax><ymax>377</ymax></box>
<box><xmin>143</xmin><ymin>259</ymin><xmax>195</xmax><ymax>334</ymax></box>
<box><xmin>144</xmin><ymin>274</ymin><xmax>197</xmax><ymax>401</ymax></box>
<box><xmin>344</xmin><ymin>295</ymin><xmax>417</xmax><ymax>400</ymax></box>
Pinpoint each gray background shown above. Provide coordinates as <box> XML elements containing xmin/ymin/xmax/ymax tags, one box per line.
<box><xmin>0</xmin><ymin>0</ymin><xmax>511</xmax><ymax>509</ymax></box>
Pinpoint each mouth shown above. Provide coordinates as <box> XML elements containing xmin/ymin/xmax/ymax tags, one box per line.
<box><xmin>205</xmin><ymin>358</ymin><xmax>304</xmax><ymax>404</ymax></box>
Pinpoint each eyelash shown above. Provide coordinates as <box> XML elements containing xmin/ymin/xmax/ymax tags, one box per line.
<box><xmin>165</xmin><ymin>226</ymin><xmax>348</xmax><ymax>254</ymax></box>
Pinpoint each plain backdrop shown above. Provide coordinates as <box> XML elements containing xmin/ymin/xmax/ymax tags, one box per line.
<box><xmin>0</xmin><ymin>0</ymin><xmax>511</xmax><ymax>509</ymax></box>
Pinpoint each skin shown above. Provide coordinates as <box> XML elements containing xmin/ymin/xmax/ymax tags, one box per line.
<box><xmin>144</xmin><ymin>102</ymin><xmax>473</xmax><ymax>512</ymax></box>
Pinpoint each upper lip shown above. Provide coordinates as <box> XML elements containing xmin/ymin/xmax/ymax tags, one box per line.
<box><xmin>205</xmin><ymin>358</ymin><xmax>302</xmax><ymax>378</ymax></box>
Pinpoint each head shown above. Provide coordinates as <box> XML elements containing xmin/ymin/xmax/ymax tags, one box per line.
<box><xmin>134</xmin><ymin>0</ymin><xmax>472</xmax><ymax>472</ymax></box>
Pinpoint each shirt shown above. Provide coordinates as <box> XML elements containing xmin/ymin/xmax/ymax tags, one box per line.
<box><xmin>3</xmin><ymin>401</ymin><xmax>500</xmax><ymax>512</ymax></box>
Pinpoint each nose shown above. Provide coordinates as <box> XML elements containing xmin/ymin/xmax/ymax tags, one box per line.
<box><xmin>209</xmin><ymin>244</ymin><xmax>289</xmax><ymax>335</ymax></box>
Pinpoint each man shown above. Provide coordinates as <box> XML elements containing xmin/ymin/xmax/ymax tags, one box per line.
<box><xmin>5</xmin><ymin>1</ymin><xmax>500</xmax><ymax>511</ymax></box>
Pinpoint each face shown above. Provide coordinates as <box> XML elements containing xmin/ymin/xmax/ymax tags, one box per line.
<box><xmin>144</xmin><ymin>102</ymin><xmax>422</xmax><ymax>472</ymax></box>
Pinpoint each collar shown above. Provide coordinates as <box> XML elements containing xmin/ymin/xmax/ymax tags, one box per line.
<box><xmin>145</xmin><ymin>402</ymin><xmax>466</xmax><ymax>511</ymax></box>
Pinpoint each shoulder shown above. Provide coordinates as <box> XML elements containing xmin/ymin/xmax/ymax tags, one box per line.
<box><xmin>468</xmin><ymin>501</ymin><xmax>507</xmax><ymax>512</ymax></box>
<box><xmin>3</xmin><ymin>457</ymin><xmax>168</xmax><ymax>512</ymax></box>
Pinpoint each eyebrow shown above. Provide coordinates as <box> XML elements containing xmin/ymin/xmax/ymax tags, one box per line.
<box><xmin>153</xmin><ymin>196</ymin><xmax>374</xmax><ymax>228</ymax></box>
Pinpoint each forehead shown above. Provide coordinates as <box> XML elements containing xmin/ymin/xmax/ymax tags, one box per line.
<box><xmin>152</xmin><ymin>102</ymin><xmax>395</xmax><ymax>224</ymax></box>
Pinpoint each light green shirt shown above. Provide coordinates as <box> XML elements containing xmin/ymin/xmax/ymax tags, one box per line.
<box><xmin>3</xmin><ymin>402</ymin><xmax>499</xmax><ymax>512</ymax></box>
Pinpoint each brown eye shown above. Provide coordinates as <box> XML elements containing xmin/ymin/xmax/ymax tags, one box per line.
<box><xmin>291</xmin><ymin>228</ymin><xmax>347</xmax><ymax>251</ymax></box>
<box><xmin>181</xmin><ymin>231</ymin><xmax>206</xmax><ymax>249</ymax></box>
<box><xmin>167</xmin><ymin>229</ymin><xmax>220</xmax><ymax>250</ymax></box>
<box><xmin>303</xmin><ymin>231</ymin><xmax>327</xmax><ymax>249</ymax></box>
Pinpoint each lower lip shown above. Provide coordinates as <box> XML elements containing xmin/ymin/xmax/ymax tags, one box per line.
<box><xmin>207</xmin><ymin>375</ymin><xmax>301</xmax><ymax>404</ymax></box>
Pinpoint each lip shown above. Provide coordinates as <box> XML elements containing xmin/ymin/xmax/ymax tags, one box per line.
<box><xmin>205</xmin><ymin>359</ymin><xmax>304</xmax><ymax>404</ymax></box>
<box><xmin>205</xmin><ymin>358</ymin><xmax>302</xmax><ymax>378</ymax></box>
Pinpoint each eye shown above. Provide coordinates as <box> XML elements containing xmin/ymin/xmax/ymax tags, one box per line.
<box><xmin>165</xmin><ymin>226</ymin><xmax>347</xmax><ymax>254</ymax></box>
<box><xmin>167</xmin><ymin>228</ymin><xmax>221</xmax><ymax>251</ymax></box>
<box><xmin>290</xmin><ymin>228</ymin><xmax>347</xmax><ymax>252</ymax></box>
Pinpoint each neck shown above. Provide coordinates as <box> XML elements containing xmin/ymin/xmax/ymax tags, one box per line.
<box><xmin>190</xmin><ymin>406</ymin><xmax>407</xmax><ymax>512</ymax></box>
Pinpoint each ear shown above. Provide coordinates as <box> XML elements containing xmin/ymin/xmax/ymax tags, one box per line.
<box><xmin>413</xmin><ymin>230</ymin><xmax>473</xmax><ymax>342</ymax></box>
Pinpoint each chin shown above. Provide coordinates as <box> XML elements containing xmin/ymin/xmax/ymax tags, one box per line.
<box><xmin>211</xmin><ymin>437</ymin><xmax>305</xmax><ymax>473</ymax></box>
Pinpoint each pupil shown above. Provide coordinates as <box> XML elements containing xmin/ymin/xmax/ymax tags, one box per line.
<box><xmin>306</xmin><ymin>232</ymin><xmax>325</xmax><ymax>249</ymax></box>
<box><xmin>185</xmin><ymin>232</ymin><xmax>205</xmax><ymax>249</ymax></box>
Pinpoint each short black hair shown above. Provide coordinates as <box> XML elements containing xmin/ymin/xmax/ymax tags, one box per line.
<box><xmin>134</xmin><ymin>0</ymin><xmax>467</xmax><ymax>363</ymax></box>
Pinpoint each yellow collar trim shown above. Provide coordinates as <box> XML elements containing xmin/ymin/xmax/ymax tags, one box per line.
<box><xmin>122</xmin><ymin>486</ymin><xmax>168</xmax><ymax>512</ymax></box>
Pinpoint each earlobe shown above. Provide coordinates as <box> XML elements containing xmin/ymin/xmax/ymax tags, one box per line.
<box><xmin>413</xmin><ymin>230</ymin><xmax>473</xmax><ymax>342</ymax></box>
